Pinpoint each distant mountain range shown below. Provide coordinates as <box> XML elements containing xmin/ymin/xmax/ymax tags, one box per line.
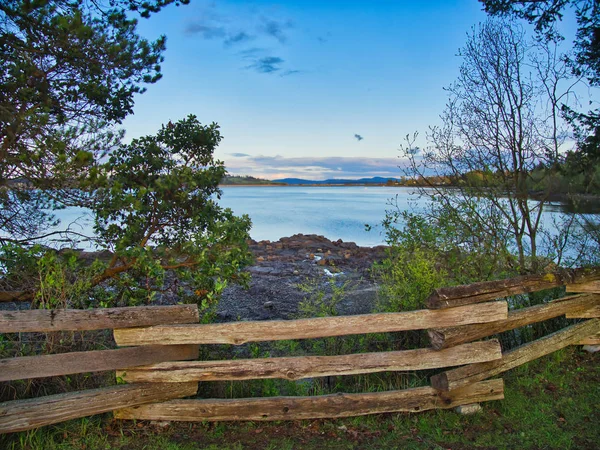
<box><xmin>273</xmin><ymin>177</ymin><xmax>401</xmax><ymax>185</ymax></box>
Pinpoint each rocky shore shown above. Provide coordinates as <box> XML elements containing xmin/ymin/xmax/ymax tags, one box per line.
<box><xmin>217</xmin><ymin>234</ymin><xmax>388</xmax><ymax>322</ymax></box>
<box><xmin>0</xmin><ymin>235</ymin><xmax>389</xmax><ymax>319</ymax></box>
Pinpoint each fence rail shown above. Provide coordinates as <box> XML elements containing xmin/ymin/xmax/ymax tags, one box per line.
<box><xmin>113</xmin><ymin>301</ymin><xmax>508</xmax><ymax>346</ymax></box>
<box><xmin>0</xmin><ymin>267</ymin><xmax>599</xmax><ymax>434</ymax></box>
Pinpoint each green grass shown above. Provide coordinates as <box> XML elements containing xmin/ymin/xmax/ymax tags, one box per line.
<box><xmin>2</xmin><ymin>347</ymin><xmax>598</xmax><ymax>450</ymax></box>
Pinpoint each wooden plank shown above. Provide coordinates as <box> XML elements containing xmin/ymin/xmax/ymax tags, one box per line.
<box><xmin>0</xmin><ymin>345</ymin><xmax>199</xmax><ymax>382</ymax></box>
<box><xmin>566</xmin><ymin>280</ymin><xmax>600</xmax><ymax>294</ymax></box>
<box><xmin>0</xmin><ymin>382</ymin><xmax>198</xmax><ymax>433</ymax></box>
<box><xmin>429</xmin><ymin>293</ymin><xmax>600</xmax><ymax>349</ymax></box>
<box><xmin>114</xmin><ymin>301</ymin><xmax>508</xmax><ymax>346</ymax></box>
<box><xmin>114</xmin><ymin>379</ymin><xmax>504</xmax><ymax>422</ymax></box>
<box><xmin>431</xmin><ymin>319</ymin><xmax>600</xmax><ymax>391</ymax></box>
<box><xmin>119</xmin><ymin>340</ymin><xmax>502</xmax><ymax>383</ymax></box>
<box><xmin>0</xmin><ymin>305</ymin><xmax>199</xmax><ymax>333</ymax></box>
<box><xmin>580</xmin><ymin>332</ymin><xmax>600</xmax><ymax>345</ymax></box>
<box><xmin>425</xmin><ymin>268</ymin><xmax>600</xmax><ymax>309</ymax></box>
<box><xmin>566</xmin><ymin>304</ymin><xmax>600</xmax><ymax>318</ymax></box>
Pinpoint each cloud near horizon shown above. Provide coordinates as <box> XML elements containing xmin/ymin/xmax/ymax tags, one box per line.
<box><xmin>222</xmin><ymin>154</ymin><xmax>408</xmax><ymax>180</ymax></box>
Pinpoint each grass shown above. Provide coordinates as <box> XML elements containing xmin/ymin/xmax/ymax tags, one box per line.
<box><xmin>1</xmin><ymin>347</ymin><xmax>598</xmax><ymax>450</ymax></box>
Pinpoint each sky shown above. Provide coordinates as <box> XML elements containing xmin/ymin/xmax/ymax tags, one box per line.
<box><xmin>120</xmin><ymin>0</ymin><xmax>575</xmax><ymax>180</ymax></box>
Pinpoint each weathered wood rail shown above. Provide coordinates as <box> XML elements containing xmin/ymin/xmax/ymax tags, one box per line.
<box><xmin>0</xmin><ymin>266</ymin><xmax>598</xmax><ymax>434</ymax></box>
<box><xmin>113</xmin><ymin>301</ymin><xmax>508</xmax><ymax>346</ymax></box>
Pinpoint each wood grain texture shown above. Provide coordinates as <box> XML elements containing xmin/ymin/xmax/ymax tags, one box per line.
<box><xmin>428</xmin><ymin>294</ymin><xmax>600</xmax><ymax>349</ymax></box>
<box><xmin>425</xmin><ymin>268</ymin><xmax>600</xmax><ymax>309</ymax></box>
<box><xmin>119</xmin><ymin>340</ymin><xmax>502</xmax><ymax>383</ymax></box>
<box><xmin>0</xmin><ymin>345</ymin><xmax>199</xmax><ymax>382</ymax></box>
<box><xmin>566</xmin><ymin>303</ymin><xmax>600</xmax><ymax>318</ymax></box>
<box><xmin>114</xmin><ymin>379</ymin><xmax>504</xmax><ymax>422</ymax></box>
<box><xmin>566</xmin><ymin>280</ymin><xmax>600</xmax><ymax>293</ymax></box>
<box><xmin>430</xmin><ymin>319</ymin><xmax>600</xmax><ymax>391</ymax></box>
<box><xmin>0</xmin><ymin>382</ymin><xmax>198</xmax><ymax>433</ymax></box>
<box><xmin>114</xmin><ymin>301</ymin><xmax>508</xmax><ymax>346</ymax></box>
<box><xmin>579</xmin><ymin>332</ymin><xmax>600</xmax><ymax>345</ymax></box>
<box><xmin>0</xmin><ymin>305</ymin><xmax>199</xmax><ymax>333</ymax></box>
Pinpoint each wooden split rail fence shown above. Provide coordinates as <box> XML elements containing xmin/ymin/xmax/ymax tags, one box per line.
<box><xmin>0</xmin><ymin>268</ymin><xmax>599</xmax><ymax>433</ymax></box>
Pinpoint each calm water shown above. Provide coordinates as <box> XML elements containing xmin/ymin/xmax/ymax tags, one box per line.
<box><xmin>219</xmin><ymin>186</ymin><xmax>422</xmax><ymax>246</ymax></box>
<box><xmin>45</xmin><ymin>186</ymin><xmax>582</xmax><ymax>248</ymax></box>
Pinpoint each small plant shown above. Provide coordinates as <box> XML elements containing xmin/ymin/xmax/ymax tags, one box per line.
<box><xmin>296</xmin><ymin>278</ymin><xmax>349</xmax><ymax>318</ymax></box>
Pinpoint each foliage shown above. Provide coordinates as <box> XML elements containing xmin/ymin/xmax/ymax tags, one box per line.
<box><xmin>481</xmin><ymin>0</ymin><xmax>600</xmax><ymax>173</ymax></box>
<box><xmin>374</xmin><ymin>213</ymin><xmax>448</xmax><ymax>313</ymax></box>
<box><xmin>221</xmin><ymin>175</ymin><xmax>284</xmax><ymax>185</ymax></box>
<box><xmin>89</xmin><ymin>115</ymin><xmax>253</xmax><ymax>311</ymax></box>
<box><xmin>297</xmin><ymin>278</ymin><xmax>348</xmax><ymax>318</ymax></box>
<box><xmin>0</xmin><ymin>0</ymin><xmax>190</xmax><ymax>241</ymax></box>
<box><xmin>1</xmin><ymin>116</ymin><xmax>253</xmax><ymax>313</ymax></box>
<box><xmin>396</xmin><ymin>20</ymin><xmax>591</xmax><ymax>274</ymax></box>
<box><xmin>0</xmin><ymin>0</ymin><xmax>253</xmax><ymax>314</ymax></box>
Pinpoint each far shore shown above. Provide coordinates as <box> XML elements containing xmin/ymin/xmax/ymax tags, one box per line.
<box><xmin>219</xmin><ymin>183</ymin><xmax>411</xmax><ymax>187</ymax></box>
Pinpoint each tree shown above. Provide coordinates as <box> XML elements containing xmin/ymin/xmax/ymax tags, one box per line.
<box><xmin>1</xmin><ymin>116</ymin><xmax>253</xmax><ymax>311</ymax></box>
<box><xmin>481</xmin><ymin>1</ymin><xmax>600</xmax><ymax>175</ymax></box>
<box><xmin>0</xmin><ymin>0</ymin><xmax>187</xmax><ymax>242</ymax></box>
<box><xmin>0</xmin><ymin>1</ymin><xmax>254</xmax><ymax>312</ymax></box>
<box><xmin>90</xmin><ymin>115</ymin><xmax>253</xmax><ymax>309</ymax></box>
<box><xmin>394</xmin><ymin>20</ymin><xmax>584</xmax><ymax>275</ymax></box>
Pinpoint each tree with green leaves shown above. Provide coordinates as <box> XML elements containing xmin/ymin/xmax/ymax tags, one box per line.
<box><xmin>0</xmin><ymin>0</ymin><xmax>185</xmax><ymax>242</ymax></box>
<box><xmin>0</xmin><ymin>1</ymin><xmax>253</xmax><ymax>312</ymax></box>
<box><xmin>1</xmin><ymin>114</ymin><xmax>253</xmax><ymax>311</ymax></box>
<box><xmin>89</xmin><ymin>115</ymin><xmax>253</xmax><ymax>310</ymax></box>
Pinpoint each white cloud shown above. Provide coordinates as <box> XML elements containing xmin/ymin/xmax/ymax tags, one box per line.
<box><xmin>223</xmin><ymin>155</ymin><xmax>408</xmax><ymax>180</ymax></box>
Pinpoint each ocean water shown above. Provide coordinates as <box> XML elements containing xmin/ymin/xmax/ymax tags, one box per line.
<box><xmin>41</xmin><ymin>186</ymin><xmax>581</xmax><ymax>249</ymax></box>
<box><xmin>219</xmin><ymin>186</ymin><xmax>423</xmax><ymax>246</ymax></box>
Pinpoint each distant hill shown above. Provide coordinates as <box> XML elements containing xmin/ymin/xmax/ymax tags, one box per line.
<box><xmin>221</xmin><ymin>176</ymin><xmax>285</xmax><ymax>186</ymax></box>
<box><xmin>273</xmin><ymin>177</ymin><xmax>402</xmax><ymax>185</ymax></box>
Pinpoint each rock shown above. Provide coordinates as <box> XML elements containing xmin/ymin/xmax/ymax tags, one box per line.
<box><xmin>454</xmin><ymin>403</ymin><xmax>482</xmax><ymax>415</ymax></box>
<box><xmin>336</xmin><ymin>285</ymin><xmax>379</xmax><ymax>315</ymax></box>
<box><xmin>150</xmin><ymin>421</ymin><xmax>172</xmax><ymax>427</ymax></box>
<box><xmin>214</xmin><ymin>234</ymin><xmax>386</xmax><ymax>322</ymax></box>
<box><xmin>582</xmin><ymin>345</ymin><xmax>600</xmax><ymax>353</ymax></box>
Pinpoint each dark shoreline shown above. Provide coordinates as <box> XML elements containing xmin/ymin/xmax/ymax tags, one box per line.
<box><xmin>218</xmin><ymin>234</ymin><xmax>387</xmax><ymax>322</ymax></box>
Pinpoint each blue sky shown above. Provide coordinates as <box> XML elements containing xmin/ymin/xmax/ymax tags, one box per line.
<box><xmin>120</xmin><ymin>0</ymin><xmax>573</xmax><ymax>180</ymax></box>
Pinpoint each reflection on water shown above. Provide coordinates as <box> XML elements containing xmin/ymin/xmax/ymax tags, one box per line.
<box><xmin>544</xmin><ymin>198</ymin><xmax>600</xmax><ymax>215</ymax></box>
